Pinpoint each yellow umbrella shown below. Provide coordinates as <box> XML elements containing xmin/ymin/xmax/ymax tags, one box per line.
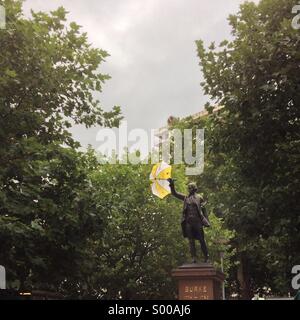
<box><xmin>149</xmin><ymin>161</ymin><xmax>172</xmax><ymax>199</ymax></box>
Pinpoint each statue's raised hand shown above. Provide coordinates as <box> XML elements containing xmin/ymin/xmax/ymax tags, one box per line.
<box><xmin>167</xmin><ymin>178</ymin><xmax>175</xmax><ymax>187</ymax></box>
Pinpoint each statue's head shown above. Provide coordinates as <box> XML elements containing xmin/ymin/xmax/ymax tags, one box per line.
<box><xmin>187</xmin><ymin>182</ymin><xmax>197</xmax><ymax>194</ymax></box>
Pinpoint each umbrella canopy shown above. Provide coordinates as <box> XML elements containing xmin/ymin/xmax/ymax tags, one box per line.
<box><xmin>149</xmin><ymin>162</ymin><xmax>172</xmax><ymax>199</ymax></box>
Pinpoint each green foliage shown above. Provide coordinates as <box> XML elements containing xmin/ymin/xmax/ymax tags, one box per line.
<box><xmin>195</xmin><ymin>0</ymin><xmax>300</xmax><ymax>296</ymax></box>
<box><xmin>0</xmin><ymin>144</ymin><xmax>103</xmax><ymax>291</ymax></box>
<box><xmin>205</xmin><ymin>213</ymin><xmax>236</xmax><ymax>277</ymax></box>
<box><xmin>0</xmin><ymin>0</ymin><xmax>121</xmax><ymax>293</ymax></box>
<box><xmin>72</xmin><ymin>155</ymin><xmax>233</xmax><ymax>299</ymax></box>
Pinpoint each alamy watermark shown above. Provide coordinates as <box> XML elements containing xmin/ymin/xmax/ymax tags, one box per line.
<box><xmin>96</xmin><ymin>121</ymin><xmax>204</xmax><ymax>176</ymax></box>
<box><xmin>0</xmin><ymin>5</ymin><xmax>6</xmax><ymax>30</ymax></box>
<box><xmin>292</xmin><ymin>265</ymin><xmax>300</xmax><ymax>290</ymax></box>
<box><xmin>292</xmin><ymin>4</ymin><xmax>300</xmax><ymax>29</ymax></box>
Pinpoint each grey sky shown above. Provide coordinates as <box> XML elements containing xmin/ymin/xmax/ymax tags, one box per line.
<box><xmin>23</xmin><ymin>0</ymin><xmax>258</xmax><ymax>150</ymax></box>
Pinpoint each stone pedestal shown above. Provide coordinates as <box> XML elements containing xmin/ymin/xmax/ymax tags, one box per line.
<box><xmin>172</xmin><ymin>262</ymin><xmax>225</xmax><ymax>300</ymax></box>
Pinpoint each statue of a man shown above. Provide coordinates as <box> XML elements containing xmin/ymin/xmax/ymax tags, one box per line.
<box><xmin>168</xmin><ymin>179</ymin><xmax>210</xmax><ymax>263</ymax></box>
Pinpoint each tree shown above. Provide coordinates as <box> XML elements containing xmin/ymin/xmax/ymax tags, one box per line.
<box><xmin>0</xmin><ymin>0</ymin><xmax>121</xmax><ymax>147</ymax></box>
<box><xmin>195</xmin><ymin>0</ymin><xmax>300</xmax><ymax>297</ymax></box>
<box><xmin>0</xmin><ymin>0</ymin><xmax>121</xmax><ymax>292</ymax></box>
<box><xmin>0</xmin><ymin>145</ymin><xmax>106</xmax><ymax>292</ymax></box>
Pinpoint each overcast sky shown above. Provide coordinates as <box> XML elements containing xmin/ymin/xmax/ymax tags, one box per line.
<box><xmin>23</xmin><ymin>0</ymin><xmax>258</xmax><ymax>151</ymax></box>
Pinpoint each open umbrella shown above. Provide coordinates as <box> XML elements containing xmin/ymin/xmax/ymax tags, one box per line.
<box><xmin>149</xmin><ymin>161</ymin><xmax>172</xmax><ymax>199</ymax></box>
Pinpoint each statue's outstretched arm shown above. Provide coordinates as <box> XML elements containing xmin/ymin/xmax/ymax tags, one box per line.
<box><xmin>168</xmin><ymin>179</ymin><xmax>185</xmax><ymax>201</ymax></box>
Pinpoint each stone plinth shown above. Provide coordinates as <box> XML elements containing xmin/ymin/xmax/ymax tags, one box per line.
<box><xmin>172</xmin><ymin>262</ymin><xmax>225</xmax><ymax>300</ymax></box>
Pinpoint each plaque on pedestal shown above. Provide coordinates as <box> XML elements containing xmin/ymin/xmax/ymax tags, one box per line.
<box><xmin>172</xmin><ymin>262</ymin><xmax>225</xmax><ymax>300</ymax></box>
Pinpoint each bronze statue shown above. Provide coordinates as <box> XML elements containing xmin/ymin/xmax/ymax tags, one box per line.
<box><xmin>168</xmin><ymin>179</ymin><xmax>210</xmax><ymax>263</ymax></box>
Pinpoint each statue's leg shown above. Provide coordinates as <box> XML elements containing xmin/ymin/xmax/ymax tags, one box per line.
<box><xmin>188</xmin><ymin>238</ymin><xmax>197</xmax><ymax>263</ymax></box>
<box><xmin>198</xmin><ymin>228</ymin><xmax>209</xmax><ymax>262</ymax></box>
